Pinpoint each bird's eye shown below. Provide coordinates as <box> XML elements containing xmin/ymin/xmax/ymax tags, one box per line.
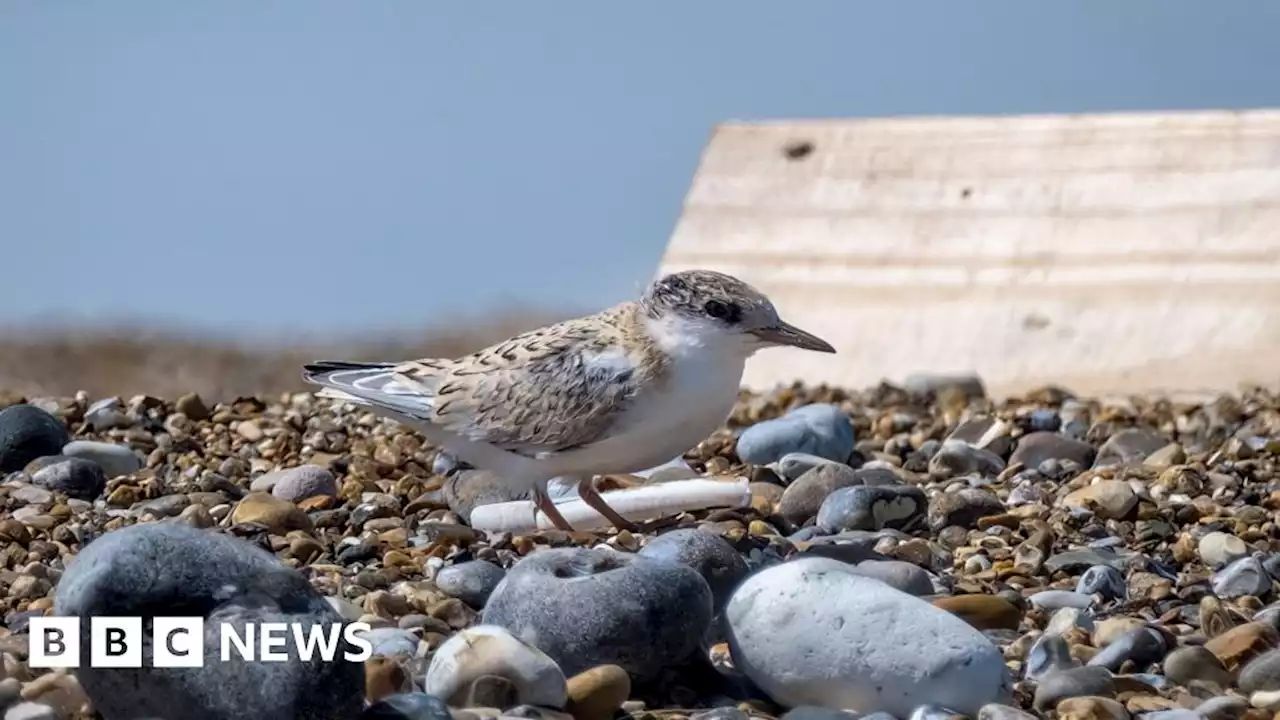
<box><xmin>704</xmin><ymin>300</ymin><xmax>736</xmax><ymax>321</ymax></box>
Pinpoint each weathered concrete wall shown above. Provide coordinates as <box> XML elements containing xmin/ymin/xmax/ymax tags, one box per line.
<box><xmin>658</xmin><ymin>109</ymin><xmax>1280</xmax><ymax>398</ymax></box>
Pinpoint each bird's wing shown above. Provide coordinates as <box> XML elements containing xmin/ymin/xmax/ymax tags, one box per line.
<box><xmin>302</xmin><ymin>305</ymin><xmax>667</xmax><ymax>457</ymax></box>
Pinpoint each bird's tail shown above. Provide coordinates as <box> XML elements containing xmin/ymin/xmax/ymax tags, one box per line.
<box><xmin>301</xmin><ymin>360</ymin><xmax>433</xmax><ymax>417</ymax></box>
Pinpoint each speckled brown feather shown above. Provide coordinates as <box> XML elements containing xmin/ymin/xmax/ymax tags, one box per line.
<box><xmin>390</xmin><ymin>302</ymin><xmax>670</xmax><ymax>455</ymax></box>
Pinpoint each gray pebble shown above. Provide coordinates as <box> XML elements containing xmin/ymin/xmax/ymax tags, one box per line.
<box><xmin>736</xmin><ymin>403</ymin><xmax>855</xmax><ymax>466</ymax></box>
<box><xmin>927</xmin><ymin>487</ymin><xmax>1004</xmax><ymax>530</ymax></box>
<box><xmin>1196</xmin><ymin>695</ymin><xmax>1250</xmax><ymax>720</ymax></box>
<box><xmin>1213</xmin><ymin>556</ymin><xmax>1272</xmax><ymax>599</ymax></box>
<box><xmin>30</xmin><ymin>457</ymin><xmax>106</xmax><ymax>500</ymax></box>
<box><xmin>482</xmin><ymin>547</ymin><xmax>712</xmax><ymax>680</ymax></box>
<box><xmin>360</xmin><ymin>692</ymin><xmax>452</xmax><ymax>720</ymax></box>
<box><xmin>0</xmin><ymin>404</ymin><xmax>70</xmax><ymax>474</ymax></box>
<box><xmin>776</xmin><ymin>452</ymin><xmax>846</xmax><ymax>482</ymax></box>
<box><xmin>61</xmin><ymin>440</ymin><xmax>142</xmax><ymax>478</ymax></box>
<box><xmin>977</xmin><ymin>704</ymin><xmax>1038</xmax><ymax>720</ymax></box>
<box><xmin>780</xmin><ymin>708</ymin><xmax>861</xmax><ymax>720</ymax></box>
<box><xmin>1024</xmin><ymin>633</ymin><xmax>1077</xmax><ymax>681</ymax></box>
<box><xmin>1164</xmin><ymin>645</ymin><xmax>1231</xmax><ymax>688</ymax></box>
<box><xmin>1076</xmin><ymin>565</ymin><xmax>1127</xmax><ymax>601</ymax></box>
<box><xmin>1239</xmin><ymin>647</ymin><xmax>1280</xmax><ymax>693</ymax></box>
<box><xmin>435</xmin><ymin>560</ymin><xmax>506</xmax><ymax>609</ymax></box>
<box><xmin>1008</xmin><ymin>432</ymin><xmax>1096</xmax><ymax>470</ymax></box>
<box><xmin>269</xmin><ymin>466</ymin><xmax>339</xmax><ymax>502</ymax></box>
<box><xmin>927</xmin><ymin>441</ymin><xmax>1005</xmax><ymax>481</ymax></box>
<box><xmin>777</xmin><ymin>463</ymin><xmax>864</xmax><ymax>525</ymax></box>
<box><xmin>1087</xmin><ymin>627</ymin><xmax>1165</xmax><ymax>672</ymax></box>
<box><xmin>817</xmin><ymin>485</ymin><xmax>927</xmax><ymax>533</ymax></box>
<box><xmin>850</xmin><ymin>560</ymin><xmax>934</xmax><ymax>596</ymax></box>
<box><xmin>1032</xmin><ymin>666</ymin><xmax>1115</xmax><ymax>711</ymax></box>
<box><xmin>638</xmin><ymin>528</ymin><xmax>748</xmax><ymax>611</ymax></box>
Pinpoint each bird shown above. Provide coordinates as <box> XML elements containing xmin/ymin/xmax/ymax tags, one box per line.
<box><xmin>301</xmin><ymin>269</ymin><xmax>835</xmax><ymax>533</ymax></box>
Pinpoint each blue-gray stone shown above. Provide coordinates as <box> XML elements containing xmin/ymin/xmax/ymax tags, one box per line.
<box><xmin>736</xmin><ymin>404</ymin><xmax>854</xmax><ymax>465</ymax></box>
<box><xmin>361</xmin><ymin>693</ymin><xmax>452</xmax><ymax>720</ymax></box>
<box><xmin>1076</xmin><ymin>565</ymin><xmax>1127</xmax><ymax>601</ymax></box>
<box><xmin>776</xmin><ymin>452</ymin><xmax>846</xmax><ymax>482</ymax></box>
<box><xmin>61</xmin><ymin>440</ymin><xmax>143</xmax><ymax>479</ymax></box>
<box><xmin>0</xmin><ymin>404</ymin><xmax>70</xmax><ymax>474</ymax></box>
<box><xmin>358</xmin><ymin>627</ymin><xmax>419</xmax><ymax>659</ymax></box>
<box><xmin>816</xmin><ymin>485</ymin><xmax>927</xmax><ymax>533</ymax></box>
<box><xmin>1032</xmin><ymin>666</ymin><xmax>1115</xmax><ymax>711</ymax></box>
<box><xmin>778</xmin><ymin>463</ymin><xmax>865</xmax><ymax>525</ymax></box>
<box><xmin>1087</xmin><ymin>627</ymin><xmax>1166</xmax><ymax>671</ymax></box>
<box><xmin>482</xmin><ymin>547</ymin><xmax>712</xmax><ymax>680</ymax></box>
<box><xmin>435</xmin><ymin>560</ymin><xmax>506</xmax><ymax>609</ymax></box>
<box><xmin>1024</xmin><ymin>633</ymin><xmax>1076</xmax><ymax>681</ymax></box>
<box><xmin>638</xmin><ymin>528</ymin><xmax>748</xmax><ymax>611</ymax></box>
<box><xmin>1026</xmin><ymin>410</ymin><xmax>1061</xmax><ymax>433</ymax></box>
<box><xmin>1196</xmin><ymin>695</ymin><xmax>1250</xmax><ymax>720</ymax></box>
<box><xmin>53</xmin><ymin>523</ymin><xmax>364</xmax><ymax>720</ymax></box>
<box><xmin>1239</xmin><ymin>647</ymin><xmax>1280</xmax><ymax>693</ymax></box>
<box><xmin>29</xmin><ymin>457</ymin><xmax>106</xmax><ymax>500</ymax></box>
<box><xmin>850</xmin><ymin>560</ymin><xmax>934</xmax><ymax>596</ymax></box>
<box><xmin>1136</xmin><ymin>712</ymin><xmax>1203</xmax><ymax>720</ymax></box>
<box><xmin>1212</xmin><ymin>556</ymin><xmax>1272</xmax><ymax>599</ymax></box>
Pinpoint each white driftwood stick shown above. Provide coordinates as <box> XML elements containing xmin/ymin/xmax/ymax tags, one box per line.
<box><xmin>468</xmin><ymin>478</ymin><xmax>752</xmax><ymax>533</ymax></box>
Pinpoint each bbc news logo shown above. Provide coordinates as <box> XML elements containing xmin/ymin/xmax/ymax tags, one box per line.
<box><xmin>29</xmin><ymin>617</ymin><xmax>373</xmax><ymax>668</ymax></box>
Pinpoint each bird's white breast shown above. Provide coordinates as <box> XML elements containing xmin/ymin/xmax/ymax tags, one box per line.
<box><xmin>557</xmin><ymin>340</ymin><xmax>746</xmax><ymax>476</ymax></box>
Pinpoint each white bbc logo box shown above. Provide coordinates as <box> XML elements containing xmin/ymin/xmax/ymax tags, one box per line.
<box><xmin>29</xmin><ymin>617</ymin><xmax>204</xmax><ymax>668</ymax></box>
<box><xmin>29</xmin><ymin>616</ymin><xmax>371</xmax><ymax>668</ymax></box>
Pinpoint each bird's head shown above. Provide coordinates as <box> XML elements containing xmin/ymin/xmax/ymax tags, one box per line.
<box><xmin>640</xmin><ymin>269</ymin><xmax>836</xmax><ymax>357</ymax></box>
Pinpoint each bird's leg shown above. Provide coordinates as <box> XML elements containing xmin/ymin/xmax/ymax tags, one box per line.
<box><xmin>532</xmin><ymin>484</ymin><xmax>575</xmax><ymax>532</ymax></box>
<box><xmin>576</xmin><ymin>475</ymin><xmax>640</xmax><ymax>533</ymax></box>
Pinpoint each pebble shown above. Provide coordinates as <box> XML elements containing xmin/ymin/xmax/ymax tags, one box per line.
<box><xmin>1086</xmin><ymin>627</ymin><xmax>1165</xmax><ymax>672</ymax></box>
<box><xmin>816</xmin><ymin>484</ymin><xmax>928</xmax><ymax>533</ymax></box>
<box><xmin>1054</xmin><ymin>696</ymin><xmax>1129</xmax><ymax>720</ymax></box>
<box><xmin>850</xmin><ymin>559</ymin><xmax>935</xmax><ymax>596</ymax></box>
<box><xmin>735</xmin><ymin>403</ymin><xmax>855</xmax><ymax>465</ymax></box>
<box><xmin>1008</xmin><ymin>432</ymin><xmax>1097</xmax><ymax>469</ymax></box>
<box><xmin>726</xmin><ymin>557</ymin><xmax>1011</xmax><ymax>716</ymax></box>
<box><xmin>482</xmin><ymin>547</ymin><xmax>712</xmax><ymax>680</ymax></box>
<box><xmin>1033</xmin><ymin>667</ymin><xmax>1116</xmax><ymax>711</ymax></box>
<box><xmin>1076</xmin><ymin>565</ymin><xmax>1127</xmax><ymax>601</ymax></box>
<box><xmin>1213</xmin><ymin>557</ymin><xmax>1272</xmax><ymax>599</ymax></box>
<box><xmin>435</xmin><ymin>560</ymin><xmax>506</xmax><ymax>609</ymax></box>
<box><xmin>637</xmin><ymin>528</ymin><xmax>748</xmax><ymax>610</ymax></box>
<box><xmin>0</xmin><ymin>404</ymin><xmax>70</xmax><ymax>473</ymax></box>
<box><xmin>775</xmin><ymin>452</ymin><xmax>845</xmax><ymax>482</ymax></box>
<box><xmin>28</xmin><ymin>457</ymin><xmax>106</xmax><ymax>500</ymax></box>
<box><xmin>4</xmin><ymin>704</ymin><xmax>57</xmax><ymax>720</ymax></box>
<box><xmin>777</xmin><ymin>463</ymin><xmax>864</xmax><ymax>525</ymax></box>
<box><xmin>1093</xmin><ymin>428</ymin><xmax>1170</xmax><ymax>467</ymax></box>
<box><xmin>265</xmin><ymin>465</ymin><xmax>339</xmax><ymax>502</ymax></box>
<box><xmin>1062</xmin><ymin>481</ymin><xmax>1138</xmax><ymax>520</ymax></box>
<box><xmin>1029</xmin><ymin>590</ymin><xmax>1095</xmax><ymax>611</ymax></box>
<box><xmin>564</xmin><ymin>665</ymin><xmax>631</xmax><ymax>720</ymax></box>
<box><xmin>928</xmin><ymin>487</ymin><xmax>1005</xmax><ymax>530</ymax></box>
<box><xmin>1163</xmin><ymin>645</ymin><xmax>1231</xmax><ymax>688</ymax></box>
<box><xmin>61</xmin><ymin>439</ymin><xmax>142</xmax><ymax>478</ymax></box>
<box><xmin>424</xmin><ymin>625</ymin><xmax>567</xmax><ymax>708</ymax></box>
<box><xmin>930</xmin><ymin>595</ymin><xmax>1023</xmax><ymax>631</ymax></box>
<box><xmin>53</xmin><ymin>522</ymin><xmax>363</xmax><ymax>720</ymax></box>
<box><xmin>1239</xmin><ymin>647</ymin><xmax>1280</xmax><ymax>693</ymax></box>
<box><xmin>1026</xmin><ymin>633</ymin><xmax>1078</xmax><ymax>681</ymax></box>
<box><xmin>1045</xmin><ymin>608</ymin><xmax>1094</xmax><ymax>636</ymax></box>
<box><xmin>1198</xmin><ymin>531</ymin><xmax>1249</xmax><ymax>568</ymax></box>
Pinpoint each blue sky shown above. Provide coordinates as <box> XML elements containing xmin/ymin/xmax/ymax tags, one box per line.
<box><xmin>2</xmin><ymin>1</ymin><xmax>1278</xmax><ymax>339</ymax></box>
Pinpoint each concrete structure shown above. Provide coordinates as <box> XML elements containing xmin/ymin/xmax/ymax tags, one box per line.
<box><xmin>658</xmin><ymin>109</ymin><xmax>1280</xmax><ymax>397</ymax></box>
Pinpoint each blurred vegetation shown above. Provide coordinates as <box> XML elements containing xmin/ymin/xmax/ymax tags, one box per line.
<box><xmin>0</xmin><ymin>311</ymin><xmax>567</xmax><ymax>401</ymax></box>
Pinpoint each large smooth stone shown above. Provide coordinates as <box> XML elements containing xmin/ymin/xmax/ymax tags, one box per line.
<box><xmin>53</xmin><ymin>523</ymin><xmax>364</xmax><ymax>720</ymax></box>
<box><xmin>0</xmin><ymin>405</ymin><xmax>70</xmax><ymax>474</ymax></box>
<box><xmin>736</xmin><ymin>404</ymin><xmax>855</xmax><ymax>466</ymax></box>
<box><xmin>726</xmin><ymin>557</ymin><xmax>1011</xmax><ymax>716</ymax></box>
<box><xmin>638</xmin><ymin>528</ymin><xmax>748</xmax><ymax>610</ymax></box>
<box><xmin>61</xmin><ymin>440</ymin><xmax>143</xmax><ymax>479</ymax></box>
<box><xmin>482</xmin><ymin>547</ymin><xmax>712</xmax><ymax>680</ymax></box>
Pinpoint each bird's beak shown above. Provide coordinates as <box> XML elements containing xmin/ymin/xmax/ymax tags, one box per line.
<box><xmin>750</xmin><ymin>320</ymin><xmax>836</xmax><ymax>353</ymax></box>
